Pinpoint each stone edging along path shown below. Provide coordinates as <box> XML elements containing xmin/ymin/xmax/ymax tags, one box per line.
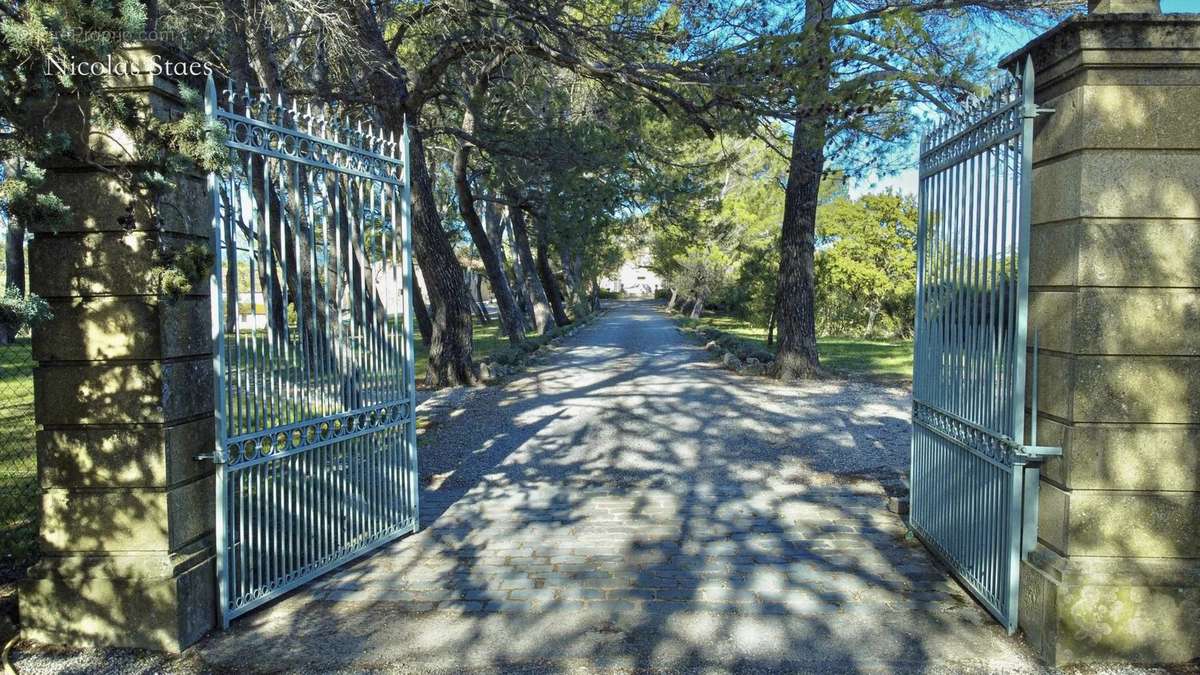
<box><xmin>475</xmin><ymin>306</ymin><xmax>610</xmax><ymax>383</ymax></box>
<box><xmin>668</xmin><ymin>306</ymin><xmax>914</xmax><ymax>514</ymax></box>
<box><xmin>667</xmin><ymin>310</ymin><xmax>778</xmax><ymax>377</ymax></box>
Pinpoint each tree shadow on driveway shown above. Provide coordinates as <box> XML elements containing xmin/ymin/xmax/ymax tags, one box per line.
<box><xmin>12</xmin><ymin>300</ymin><xmax>1036</xmax><ymax>674</ymax></box>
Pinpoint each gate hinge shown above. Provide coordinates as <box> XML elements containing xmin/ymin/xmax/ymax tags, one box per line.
<box><xmin>195</xmin><ymin>451</ymin><xmax>227</xmax><ymax>464</ymax></box>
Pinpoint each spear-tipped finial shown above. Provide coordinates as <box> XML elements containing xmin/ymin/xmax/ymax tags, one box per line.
<box><xmin>205</xmin><ymin>73</ymin><xmax>216</xmax><ymax>116</ymax></box>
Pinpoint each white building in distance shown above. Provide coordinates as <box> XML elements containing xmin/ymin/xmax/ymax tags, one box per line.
<box><xmin>600</xmin><ymin>252</ymin><xmax>663</xmax><ymax>297</ymax></box>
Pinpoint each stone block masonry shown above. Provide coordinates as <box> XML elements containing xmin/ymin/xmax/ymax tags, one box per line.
<box><xmin>1007</xmin><ymin>9</ymin><xmax>1200</xmax><ymax>665</ymax></box>
<box><xmin>18</xmin><ymin>43</ymin><xmax>217</xmax><ymax>651</ymax></box>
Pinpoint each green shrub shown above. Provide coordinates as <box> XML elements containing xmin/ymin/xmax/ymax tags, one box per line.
<box><xmin>149</xmin><ymin>242</ymin><xmax>214</xmax><ymax>298</ymax></box>
<box><xmin>0</xmin><ymin>286</ymin><xmax>52</xmax><ymax>342</ymax></box>
<box><xmin>485</xmin><ymin>347</ymin><xmax>527</xmax><ymax>367</ymax></box>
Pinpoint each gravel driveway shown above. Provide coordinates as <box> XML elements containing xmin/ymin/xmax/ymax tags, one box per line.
<box><xmin>14</xmin><ymin>300</ymin><xmax>1061</xmax><ymax>673</ymax></box>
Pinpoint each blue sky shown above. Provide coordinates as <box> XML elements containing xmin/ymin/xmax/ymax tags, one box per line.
<box><xmin>849</xmin><ymin>0</ymin><xmax>1197</xmax><ymax>199</ymax></box>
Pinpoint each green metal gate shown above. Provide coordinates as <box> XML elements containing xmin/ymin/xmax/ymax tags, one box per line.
<box><xmin>910</xmin><ymin>57</ymin><xmax>1059</xmax><ymax>633</ymax></box>
<box><xmin>203</xmin><ymin>76</ymin><xmax>419</xmax><ymax>626</ymax></box>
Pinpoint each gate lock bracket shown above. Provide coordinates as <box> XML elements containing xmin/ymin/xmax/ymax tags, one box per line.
<box><xmin>1022</xmin><ymin>104</ymin><xmax>1056</xmax><ymax>120</ymax></box>
<box><xmin>1016</xmin><ymin>444</ymin><xmax>1062</xmax><ymax>459</ymax></box>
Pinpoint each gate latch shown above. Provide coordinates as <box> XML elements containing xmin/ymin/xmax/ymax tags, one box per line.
<box><xmin>1019</xmin><ymin>330</ymin><xmax>1062</xmax><ymax>460</ymax></box>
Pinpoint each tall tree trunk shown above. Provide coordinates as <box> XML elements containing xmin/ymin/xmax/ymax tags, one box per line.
<box><xmin>507</xmin><ymin>201</ymin><xmax>554</xmax><ymax>334</ymax></box>
<box><xmin>411</xmin><ymin>275</ymin><xmax>432</xmax><ymax>346</ymax></box>
<box><xmin>484</xmin><ymin>200</ymin><xmax>517</xmax><ymax>298</ymax></box>
<box><xmin>773</xmin><ymin>0</ymin><xmax>833</xmax><ymax>381</ymax></box>
<box><xmin>454</xmin><ymin>137</ymin><xmax>524</xmax><ymax>345</ymax></box>
<box><xmin>475</xmin><ymin>274</ymin><xmax>491</xmax><ymax>322</ymax></box>
<box><xmin>766</xmin><ymin>292</ymin><xmax>778</xmax><ymax>347</ymax></box>
<box><xmin>690</xmin><ymin>294</ymin><xmax>705</xmax><ymax>319</ymax></box>
<box><xmin>5</xmin><ymin>218</ymin><xmax>24</xmax><ymax>296</ymax></box>
<box><xmin>233</xmin><ymin>17</ymin><xmax>290</xmax><ymax>338</ymax></box>
<box><xmin>3</xmin><ymin>215</ymin><xmax>24</xmax><ymax>344</ymax></box>
<box><xmin>408</xmin><ymin>126</ymin><xmax>477</xmax><ymax>387</ymax></box>
<box><xmin>531</xmin><ymin>208</ymin><xmax>570</xmax><ymax>327</ymax></box>
<box><xmin>467</xmin><ymin>271</ymin><xmax>489</xmax><ymax>323</ymax></box>
<box><xmin>238</xmin><ymin>5</ymin><xmax>351</xmax><ymax>373</ymax></box>
<box><xmin>666</xmin><ymin>288</ymin><xmax>678</xmax><ymax>312</ymax></box>
<box><xmin>506</xmin><ymin>218</ymin><xmax>534</xmax><ymax>325</ymax></box>
<box><xmin>490</xmin><ymin>203</ymin><xmax>532</xmax><ymax>332</ymax></box>
<box><xmin>236</xmin><ymin>163</ymin><xmax>288</xmax><ymax>339</ymax></box>
<box><xmin>559</xmin><ymin>248</ymin><xmax>584</xmax><ymax>310</ymax></box>
<box><xmin>221</xmin><ymin>0</ymin><xmax>254</xmax><ymax>339</ymax></box>
<box><xmin>350</xmin><ymin>2</ymin><xmax>475</xmax><ymax>387</ymax></box>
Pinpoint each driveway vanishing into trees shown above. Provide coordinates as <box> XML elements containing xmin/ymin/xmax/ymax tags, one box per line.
<box><xmin>16</xmin><ymin>300</ymin><xmax>1040</xmax><ymax>673</ymax></box>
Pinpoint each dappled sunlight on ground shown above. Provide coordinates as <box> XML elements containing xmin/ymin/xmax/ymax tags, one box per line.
<box><xmin>181</xmin><ymin>301</ymin><xmax>1042</xmax><ymax>672</ymax></box>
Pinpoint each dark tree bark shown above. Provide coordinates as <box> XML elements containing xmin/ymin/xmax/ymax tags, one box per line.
<box><xmin>773</xmin><ymin>0</ymin><xmax>833</xmax><ymax>381</ymax></box>
<box><xmin>5</xmin><ymin>219</ymin><xmax>24</xmax><ymax>295</ymax></box>
<box><xmin>239</xmin><ymin>165</ymin><xmax>288</xmax><ymax>338</ymax></box>
<box><xmin>766</xmin><ymin>292</ymin><xmax>778</xmax><ymax>348</ymax></box>
<box><xmin>559</xmin><ymin>248</ymin><xmax>584</xmax><ymax>310</ymax></box>
<box><xmin>221</xmin><ymin>0</ymin><xmax>251</xmax><ymax>339</ymax></box>
<box><xmin>484</xmin><ymin>200</ymin><xmax>517</xmax><ymax>299</ymax></box>
<box><xmin>454</xmin><ymin>133</ymin><xmax>524</xmax><ymax>345</ymax></box>
<box><xmin>412</xmin><ymin>278</ymin><xmax>432</xmax><ymax>346</ymax></box>
<box><xmin>2</xmin><ymin>213</ymin><xmax>25</xmax><ymax>344</ymax></box>
<box><xmin>227</xmin><ymin>3</ymin><xmax>287</xmax><ymax>339</ymax></box>
<box><xmin>530</xmin><ymin>207</ymin><xmax>571</xmax><ymax>327</ymax></box>
<box><xmin>506</xmin><ymin>221</ymin><xmax>534</xmax><ymax>325</ymax></box>
<box><xmin>232</xmin><ymin>3</ymin><xmax>350</xmax><ymax>372</ymax></box>
<box><xmin>350</xmin><ymin>2</ymin><xmax>476</xmax><ymax>387</ymax></box>
<box><xmin>223</xmin><ymin>206</ymin><xmax>237</xmax><ymax>334</ymax></box>
<box><xmin>506</xmin><ymin>200</ymin><xmax>554</xmax><ymax>334</ymax></box>
<box><xmin>406</xmin><ymin>124</ymin><xmax>477</xmax><ymax>387</ymax></box>
<box><xmin>470</xmin><ymin>272</ymin><xmax>491</xmax><ymax>323</ymax></box>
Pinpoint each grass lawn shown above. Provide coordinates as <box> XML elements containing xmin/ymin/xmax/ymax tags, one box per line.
<box><xmin>684</xmin><ymin>313</ymin><xmax>914</xmax><ymax>383</ymax></box>
<box><xmin>0</xmin><ymin>338</ymin><xmax>38</xmax><ymax>579</ymax></box>
<box><xmin>413</xmin><ymin>318</ymin><xmax>546</xmax><ymax>384</ymax></box>
<box><xmin>0</xmin><ymin>317</ymin><xmax>530</xmax><ymax>579</ymax></box>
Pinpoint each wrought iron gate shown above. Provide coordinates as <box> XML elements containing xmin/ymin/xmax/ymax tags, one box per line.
<box><xmin>204</xmin><ymin>76</ymin><xmax>419</xmax><ymax>625</ymax></box>
<box><xmin>910</xmin><ymin>57</ymin><xmax>1059</xmax><ymax>633</ymax></box>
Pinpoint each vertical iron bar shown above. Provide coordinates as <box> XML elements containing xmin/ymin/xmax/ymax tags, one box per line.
<box><xmin>402</xmin><ymin>119</ymin><xmax>420</xmax><ymax>529</ymax></box>
<box><xmin>1012</xmin><ymin>56</ymin><xmax>1036</xmax><ymax>447</ymax></box>
<box><xmin>206</xmin><ymin>74</ymin><xmax>232</xmax><ymax>627</ymax></box>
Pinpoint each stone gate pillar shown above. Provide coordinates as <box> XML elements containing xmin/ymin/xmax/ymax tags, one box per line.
<box><xmin>1006</xmin><ymin>3</ymin><xmax>1200</xmax><ymax>665</ymax></box>
<box><xmin>17</xmin><ymin>43</ymin><xmax>217</xmax><ymax>651</ymax></box>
